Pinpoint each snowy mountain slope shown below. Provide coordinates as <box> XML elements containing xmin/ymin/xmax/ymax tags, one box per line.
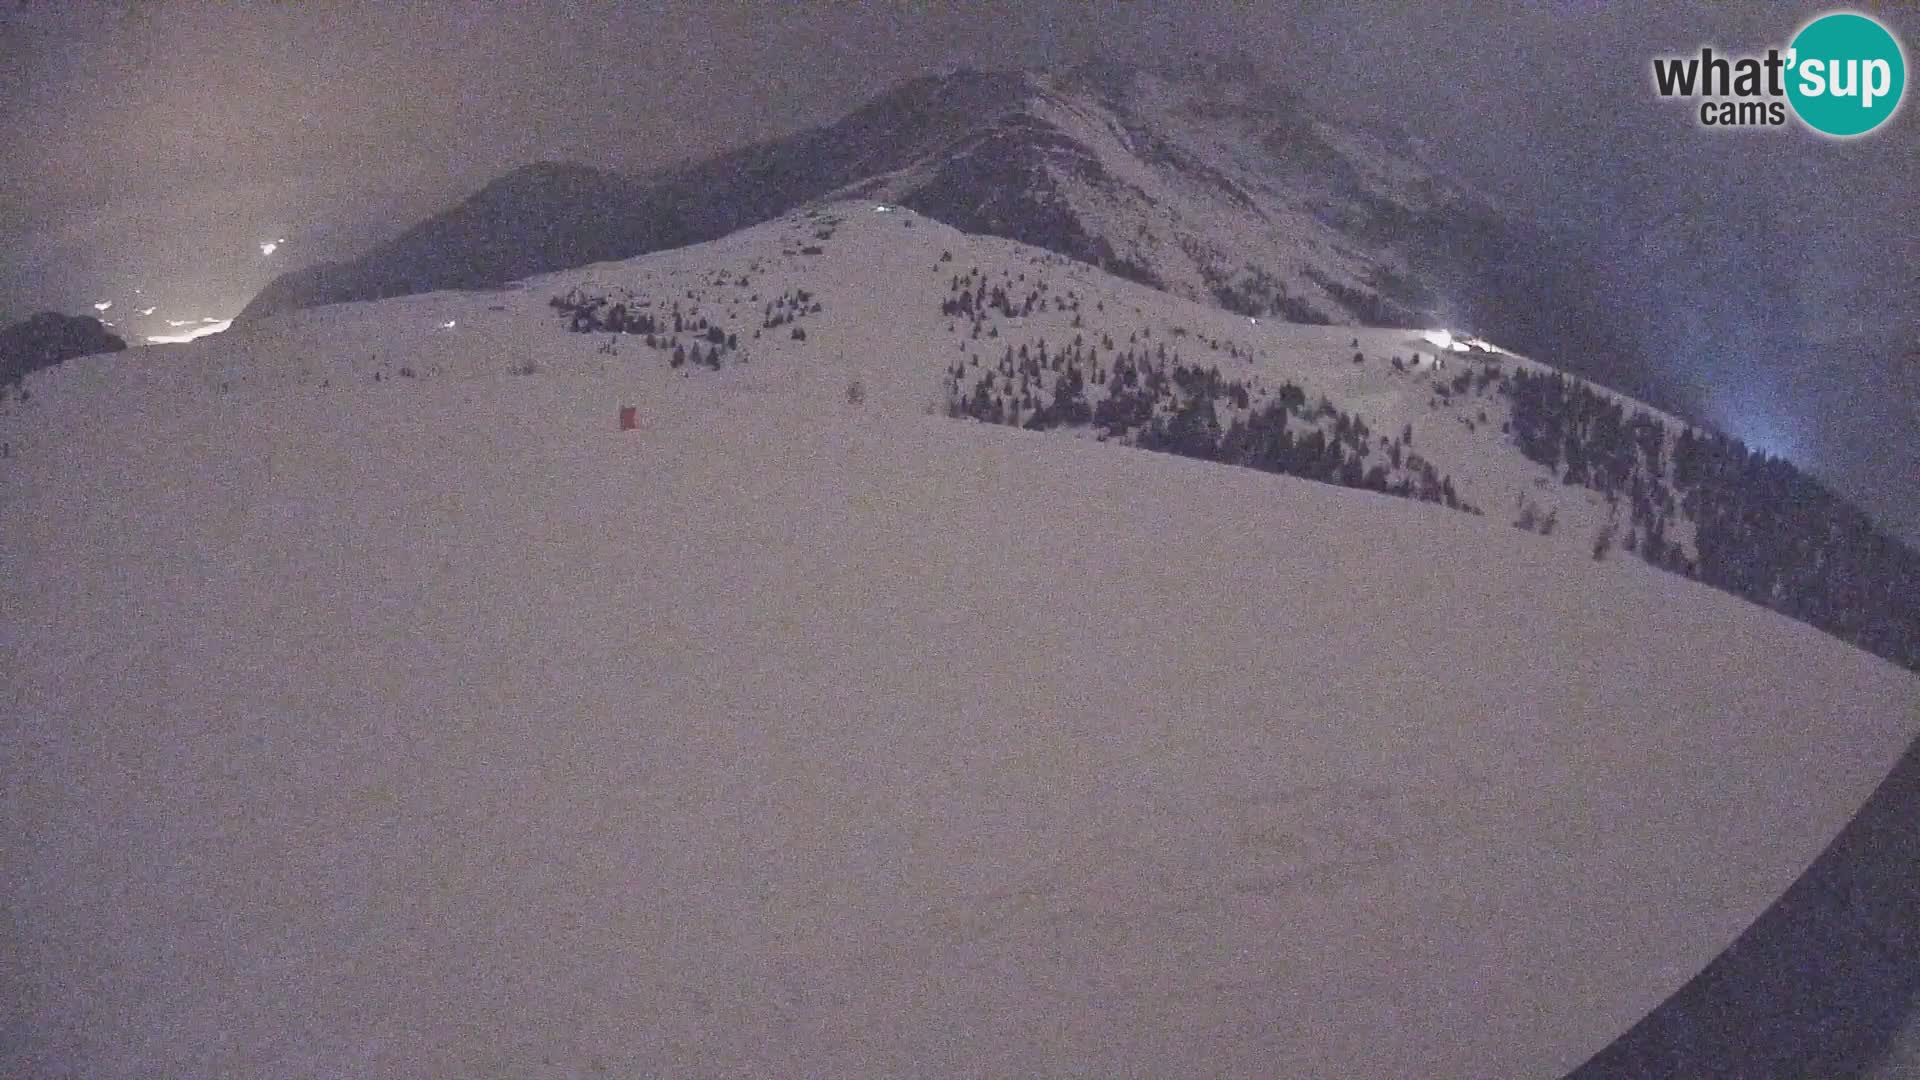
<box><xmin>228</xmin><ymin>209</ymin><xmax>1651</xmax><ymax>543</ymax></box>
<box><xmin>6</xmin><ymin>203</ymin><xmax>1920</xmax><ymax>1078</ymax></box>
<box><xmin>238</xmin><ymin>58</ymin><xmax>1637</xmax><ymax>379</ymax></box>
<box><xmin>520</xmin><ymin>205</ymin><xmax>1920</xmax><ymax>670</ymax></box>
<box><xmin>60</xmin><ymin>203</ymin><xmax>1920</xmax><ymax>666</ymax></box>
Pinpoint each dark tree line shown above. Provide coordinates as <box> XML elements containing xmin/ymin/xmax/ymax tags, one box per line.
<box><xmin>550</xmin><ymin>287</ymin><xmax>758</xmax><ymax>373</ymax></box>
<box><xmin>761</xmin><ymin>288</ymin><xmax>820</xmax><ymax>329</ymax></box>
<box><xmin>945</xmin><ymin>335</ymin><xmax>1476</xmax><ymax>515</ymax></box>
<box><xmin>939</xmin><ymin>267</ymin><xmax>1086</xmax><ymax>329</ymax></box>
<box><xmin>1505</xmin><ymin>367</ymin><xmax>1920</xmax><ymax>671</ymax></box>
<box><xmin>1674</xmin><ymin>428</ymin><xmax>1920</xmax><ymax>670</ymax></box>
<box><xmin>1203</xmin><ymin>263</ymin><xmax>1332</xmax><ymax>325</ymax></box>
<box><xmin>1506</xmin><ymin>369</ymin><xmax>1682</xmax><ymax>566</ymax></box>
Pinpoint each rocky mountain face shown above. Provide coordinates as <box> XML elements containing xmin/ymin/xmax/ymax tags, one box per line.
<box><xmin>238</xmin><ymin>58</ymin><xmax>1635</xmax><ymax>373</ymax></box>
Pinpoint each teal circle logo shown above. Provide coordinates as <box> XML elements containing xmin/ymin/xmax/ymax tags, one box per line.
<box><xmin>1786</xmin><ymin>12</ymin><xmax>1906</xmax><ymax>136</ymax></box>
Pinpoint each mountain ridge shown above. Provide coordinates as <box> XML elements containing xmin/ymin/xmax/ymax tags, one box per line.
<box><xmin>239</xmin><ymin>57</ymin><xmax>1637</xmax><ymax>377</ymax></box>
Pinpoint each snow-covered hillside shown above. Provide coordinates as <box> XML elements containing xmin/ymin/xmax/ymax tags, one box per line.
<box><xmin>183</xmin><ymin>205</ymin><xmax>1685</xmax><ymax>571</ymax></box>
<box><xmin>5</xmin><ymin>203</ymin><xmax>1918</xmax><ymax>1078</ymax></box>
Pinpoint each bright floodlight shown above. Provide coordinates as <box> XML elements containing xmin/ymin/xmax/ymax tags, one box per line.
<box><xmin>1422</xmin><ymin>329</ymin><xmax>1475</xmax><ymax>353</ymax></box>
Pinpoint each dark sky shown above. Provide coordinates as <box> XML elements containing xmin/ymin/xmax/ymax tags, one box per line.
<box><xmin>3</xmin><ymin>1</ymin><xmax>1915</xmax><ymax>538</ymax></box>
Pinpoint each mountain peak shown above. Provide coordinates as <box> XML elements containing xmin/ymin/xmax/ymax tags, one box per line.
<box><xmin>238</xmin><ymin>61</ymin><xmax>1604</xmax><ymax>371</ymax></box>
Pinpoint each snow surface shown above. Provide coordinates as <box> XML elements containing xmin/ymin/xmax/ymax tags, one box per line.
<box><xmin>5</xmin><ymin>204</ymin><xmax>1917</xmax><ymax>1078</ymax></box>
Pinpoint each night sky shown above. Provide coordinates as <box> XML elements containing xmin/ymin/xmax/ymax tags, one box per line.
<box><xmin>3</xmin><ymin>1</ymin><xmax>1914</xmax><ymax>538</ymax></box>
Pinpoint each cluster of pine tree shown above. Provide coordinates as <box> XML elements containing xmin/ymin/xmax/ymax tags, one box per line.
<box><xmin>1674</xmin><ymin>429</ymin><xmax>1920</xmax><ymax>670</ymax></box>
<box><xmin>1198</xmin><ymin>393</ymin><xmax>1467</xmax><ymax>509</ymax></box>
<box><xmin>1202</xmin><ymin>262</ymin><xmax>1331</xmax><ymax>325</ymax></box>
<box><xmin>942</xmin><ymin>333</ymin><xmax>1097</xmax><ymax>428</ymax></box>
<box><xmin>1305</xmin><ymin>270</ymin><xmax>1422</xmax><ymax>329</ymax></box>
<box><xmin>1504</xmin><ymin>367</ymin><xmax>1920</xmax><ymax>671</ymax></box>
<box><xmin>938</xmin><ymin>267</ymin><xmax>1087</xmax><ymax>332</ymax></box>
<box><xmin>1507</xmin><ymin>372</ymin><xmax>1662</xmax><ymax>492</ymax></box>
<box><xmin>761</xmin><ymin>288</ymin><xmax>821</xmax><ymax>329</ymax></box>
<box><xmin>549</xmin><ymin>289</ymin><xmax>739</xmax><ymax>372</ymax></box>
<box><xmin>944</xmin><ymin>334</ymin><xmax>1476</xmax><ymax>514</ymax></box>
<box><xmin>1505</xmin><ymin>369</ymin><xmax>1682</xmax><ymax>565</ymax></box>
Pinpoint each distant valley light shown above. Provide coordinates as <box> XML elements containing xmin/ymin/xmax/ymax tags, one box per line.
<box><xmin>146</xmin><ymin>318</ymin><xmax>232</xmax><ymax>344</ymax></box>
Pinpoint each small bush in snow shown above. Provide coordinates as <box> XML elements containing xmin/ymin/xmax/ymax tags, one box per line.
<box><xmin>1593</xmin><ymin>521</ymin><xmax>1616</xmax><ymax>561</ymax></box>
<box><xmin>1514</xmin><ymin>493</ymin><xmax>1553</xmax><ymax>534</ymax></box>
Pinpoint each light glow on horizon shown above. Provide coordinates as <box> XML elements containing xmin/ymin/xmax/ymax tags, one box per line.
<box><xmin>146</xmin><ymin>318</ymin><xmax>232</xmax><ymax>344</ymax></box>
